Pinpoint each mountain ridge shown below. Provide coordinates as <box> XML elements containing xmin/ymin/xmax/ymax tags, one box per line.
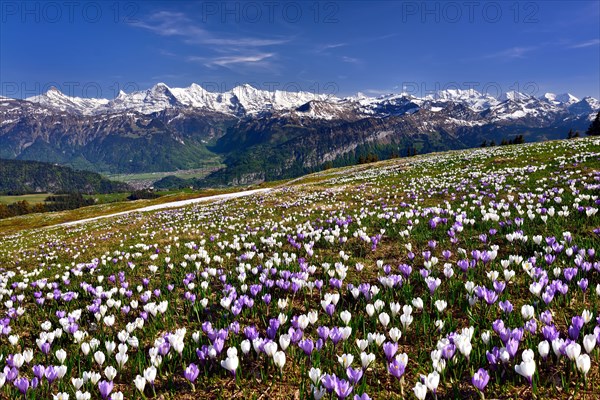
<box><xmin>2</xmin><ymin>82</ymin><xmax>599</xmax><ymax>184</ymax></box>
<box><xmin>17</xmin><ymin>83</ymin><xmax>598</xmax><ymax>120</ymax></box>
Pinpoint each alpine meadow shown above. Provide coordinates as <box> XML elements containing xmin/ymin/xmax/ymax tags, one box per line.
<box><xmin>1</xmin><ymin>1</ymin><xmax>600</xmax><ymax>399</ymax></box>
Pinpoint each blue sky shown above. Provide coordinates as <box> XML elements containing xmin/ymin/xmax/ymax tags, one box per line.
<box><xmin>1</xmin><ymin>1</ymin><xmax>599</xmax><ymax>99</ymax></box>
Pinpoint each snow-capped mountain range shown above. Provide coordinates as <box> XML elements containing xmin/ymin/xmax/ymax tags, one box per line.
<box><xmin>22</xmin><ymin>83</ymin><xmax>331</xmax><ymax>116</ymax></box>
<box><xmin>1</xmin><ymin>82</ymin><xmax>598</xmax><ymax>182</ymax></box>
<box><xmin>17</xmin><ymin>83</ymin><xmax>600</xmax><ymax>121</ymax></box>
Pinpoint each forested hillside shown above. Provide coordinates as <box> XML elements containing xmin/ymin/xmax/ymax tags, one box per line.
<box><xmin>0</xmin><ymin>159</ymin><xmax>130</xmax><ymax>194</ymax></box>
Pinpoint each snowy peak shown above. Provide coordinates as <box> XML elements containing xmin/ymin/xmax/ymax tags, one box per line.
<box><xmin>226</xmin><ymin>84</ymin><xmax>329</xmax><ymax>114</ymax></box>
<box><xmin>498</xmin><ymin>91</ymin><xmax>532</xmax><ymax>102</ymax></box>
<box><xmin>568</xmin><ymin>97</ymin><xmax>600</xmax><ymax>119</ymax></box>
<box><xmin>540</xmin><ymin>92</ymin><xmax>580</xmax><ymax>105</ymax></box>
<box><xmin>555</xmin><ymin>93</ymin><xmax>580</xmax><ymax>105</ymax></box>
<box><xmin>106</xmin><ymin>83</ymin><xmax>182</xmax><ymax>114</ymax></box>
<box><xmin>540</xmin><ymin>92</ymin><xmax>558</xmax><ymax>103</ymax></box>
<box><xmin>426</xmin><ymin>88</ymin><xmax>482</xmax><ymax>101</ymax></box>
<box><xmin>422</xmin><ymin>89</ymin><xmax>499</xmax><ymax>111</ymax></box>
<box><xmin>148</xmin><ymin>83</ymin><xmax>178</xmax><ymax>102</ymax></box>
<box><xmin>26</xmin><ymin>87</ymin><xmax>108</xmax><ymax>114</ymax></box>
<box><xmin>285</xmin><ymin>100</ymin><xmax>355</xmax><ymax>120</ymax></box>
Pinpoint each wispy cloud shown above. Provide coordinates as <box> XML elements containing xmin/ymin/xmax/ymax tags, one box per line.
<box><xmin>363</xmin><ymin>88</ymin><xmax>393</xmax><ymax>96</ymax></box>
<box><xmin>158</xmin><ymin>49</ymin><xmax>177</xmax><ymax>57</ymax></box>
<box><xmin>484</xmin><ymin>46</ymin><xmax>537</xmax><ymax>59</ymax></box>
<box><xmin>315</xmin><ymin>43</ymin><xmax>348</xmax><ymax>53</ymax></box>
<box><xmin>130</xmin><ymin>11</ymin><xmax>207</xmax><ymax>39</ymax></box>
<box><xmin>314</xmin><ymin>34</ymin><xmax>398</xmax><ymax>54</ymax></box>
<box><xmin>202</xmin><ymin>38</ymin><xmax>289</xmax><ymax>47</ymax></box>
<box><xmin>569</xmin><ymin>39</ymin><xmax>600</xmax><ymax>48</ymax></box>
<box><xmin>341</xmin><ymin>56</ymin><xmax>361</xmax><ymax>64</ymax></box>
<box><xmin>189</xmin><ymin>53</ymin><xmax>275</xmax><ymax>68</ymax></box>
<box><xmin>131</xmin><ymin>11</ymin><xmax>287</xmax><ymax>70</ymax></box>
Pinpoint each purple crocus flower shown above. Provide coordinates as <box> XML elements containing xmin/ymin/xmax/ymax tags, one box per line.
<box><xmin>511</xmin><ymin>328</ymin><xmax>524</xmax><ymax>342</ymax></box>
<box><xmin>158</xmin><ymin>341</ymin><xmax>170</xmax><ymax>356</ymax></box>
<box><xmin>492</xmin><ymin>319</ymin><xmax>505</xmax><ymax>333</ymax></box>
<box><xmin>493</xmin><ymin>280</ymin><xmax>506</xmax><ymax>293</ymax></box>
<box><xmin>98</xmin><ymin>380</ymin><xmax>114</xmax><ymax>399</ymax></box>
<box><xmin>289</xmin><ymin>327</ymin><xmax>303</xmax><ymax>343</ymax></box>
<box><xmin>184</xmin><ymin>363</ymin><xmax>199</xmax><ymax>383</ymax></box>
<box><xmin>41</xmin><ymin>342</ymin><xmax>51</xmax><ymax>355</ymax></box>
<box><xmin>326</xmin><ymin>303</ymin><xmax>336</xmax><ymax>316</ymax></box>
<box><xmin>570</xmin><ymin>316</ymin><xmax>585</xmax><ymax>337</ymax></box>
<box><xmin>262</xmin><ymin>294</ymin><xmax>271</xmax><ymax>304</ymax></box>
<box><xmin>442</xmin><ymin>344</ymin><xmax>456</xmax><ymax>360</ymax></box>
<box><xmin>266</xmin><ymin>318</ymin><xmax>280</xmax><ymax>339</ymax></box>
<box><xmin>329</xmin><ymin>327</ymin><xmax>343</xmax><ymax>345</ymax></box>
<box><xmin>540</xmin><ymin>310</ymin><xmax>553</xmax><ymax>325</ymax></box>
<box><xmin>32</xmin><ymin>364</ymin><xmax>45</xmax><ymax>380</ymax></box>
<box><xmin>486</xmin><ymin>348</ymin><xmax>499</xmax><ymax>365</ymax></box>
<box><xmin>346</xmin><ymin>367</ymin><xmax>363</xmax><ymax>384</ymax></box>
<box><xmin>483</xmin><ymin>289</ymin><xmax>498</xmax><ymax>305</ymax></box>
<box><xmin>298</xmin><ymin>339</ymin><xmax>314</xmax><ymax>355</ymax></box>
<box><xmin>322</xmin><ymin>374</ymin><xmax>337</xmax><ymax>393</ymax></box>
<box><xmin>525</xmin><ymin>319</ymin><xmax>537</xmax><ymax>334</ymax></box>
<box><xmin>564</xmin><ymin>268</ymin><xmax>577</xmax><ymax>281</ymax></box>
<box><xmin>334</xmin><ymin>377</ymin><xmax>354</xmax><ymax>399</ymax></box>
<box><xmin>506</xmin><ymin>338</ymin><xmax>519</xmax><ymax>358</ymax></box>
<box><xmin>472</xmin><ymin>368</ymin><xmax>490</xmax><ymax>392</ymax></box>
<box><xmin>45</xmin><ymin>365</ymin><xmax>59</xmax><ymax>383</ymax></box>
<box><xmin>14</xmin><ymin>377</ymin><xmax>29</xmax><ymax>394</ymax></box>
<box><xmin>568</xmin><ymin>325</ymin><xmax>581</xmax><ymax>340</ymax></box>
<box><xmin>382</xmin><ymin>342</ymin><xmax>398</xmax><ymax>361</ymax></box>
<box><xmin>542</xmin><ymin>288</ymin><xmax>555</xmax><ymax>304</ymax></box>
<box><xmin>244</xmin><ymin>325</ymin><xmax>259</xmax><ymax>341</ymax></box>
<box><xmin>315</xmin><ymin>338</ymin><xmax>324</xmax><ymax>351</ymax></box>
<box><xmin>499</xmin><ymin>300</ymin><xmax>513</xmax><ymax>313</ymax></box>
<box><xmin>542</xmin><ymin>325</ymin><xmax>559</xmax><ymax>341</ymax></box>
<box><xmin>6</xmin><ymin>367</ymin><xmax>18</xmax><ymax>382</ymax></box>
<box><xmin>398</xmin><ymin>264</ymin><xmax>412</xmax><ymax>278</ymax></box>
<box><xmin>387</xmin><ymin>358</ymin><xmax>406</xmax><ymax>380</ymax></box>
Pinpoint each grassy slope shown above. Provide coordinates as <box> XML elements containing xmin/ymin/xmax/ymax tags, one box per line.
<box><xmin>0</xmin><ymin>193</ymin><xmax>51</xmax><ymax>205</ymax></box>
<box><xmin>0</xmin><ymin>137</ymin><xmax>599</xmax><ymax>399</ymax></box>
<box><xmin>0</xmin><ymin>139</ymin><xmax>588</xmax><ymax>236</ymax></box>
<box><xmin>0</xmin><ymin>187</ymin><xmax>267</xmax><ymax>235</ymax></box>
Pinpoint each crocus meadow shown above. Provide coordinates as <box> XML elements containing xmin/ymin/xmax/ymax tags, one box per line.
<box><xmin>0</xmin><ymin>137</ymin><xmax>599</xmax><ymax>399</ymax></box>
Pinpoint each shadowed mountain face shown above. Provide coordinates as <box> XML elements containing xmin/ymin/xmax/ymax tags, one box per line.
<box><xmin>0</xmin><ymin>158</ymin><xmax>130</xmax><ymax>194</ymax></box>
<box><xmin>1</xmin><ymin>85</ymin><xmax>598</xmax><ymax>183</ymax></box>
